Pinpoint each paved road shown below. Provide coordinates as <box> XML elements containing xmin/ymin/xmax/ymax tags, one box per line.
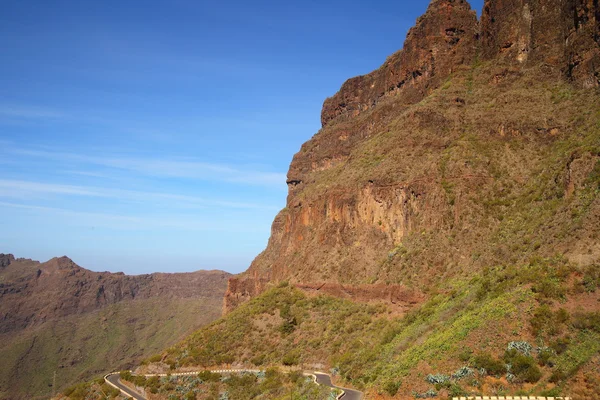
<box><xmin>313</xmin><ymin>372</ymin><xmax>363</xmax><ymax>400</ymax></box>
<box><xmin>104</xmin><ymin>373</ymin><xmax>145</xmax><ymax>400</ymax></box>
<box><xmin>105</xmin><ymin>369</ymin><xmax>363</xmax><ymax>400</ymax></box>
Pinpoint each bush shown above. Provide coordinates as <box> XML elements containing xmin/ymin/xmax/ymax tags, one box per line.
<box><xmin>448</xmin><ymin>383</ymin><xmax>467</xmax><ymax>397</ymax></box>
<box><xmin>504</xmin><ymin>349</ymin><xmax>542</xmax><ymax>383</ymax></box>
<box><xmin>148</xmin><ymin>354</ymin><xmax>162</xmax><ymax>363</ymax></box>
<box><xmin>472</xmin><ymin>353</ymin><xmax>506</xmax><ymax>376</ymax></box>
<box><xmin>549</xmin><ymin>368</ymin><xmax>567</xmax><ymax>383</ymax></box>
<box><xmin>530</xmin><ymin>307</ymin><xmax>569</xmax><ymax>337</ymax></box>
<box><xmin>537</xmin><ymin>348</ymin><xmax>555</xmax><ymax>366</ymax></box>
<box><xmin>119</xmin><ymin>370</ymin><xmax>132</xmax><ymax>381</ymax></box>
<box><xmin>198</xmin><ymin>370</ymin><xmax>221</xmax><ymax>382</ymax></box>
<box><xmin>581</xmin><ymin>264</ymin><xmax>600</xmax><ymax>292</ymax></box>
<box><xmin>282</xmin><ymin>350</ymin><xmax>300</xmax><ymax>366</ymax></box>
<box><xmin>383</xmin><ymin>380</ymin><xmax>401</xmax><ymax>396</ymax></box>
<box><xmin>572</xmin><ymin>311</ymin><xmax>600</xmax><ymax>332</ymax></box>
<box><xmin>540</xmin><ymin>387</ymin><xmax>562</xmax><ymax>397</ymax></box>
<box><xmin>550</xmin><ymin>336</ymin><xmax>571</xmax><ymax>354</ymax></box>
<box><xmin>251</xmin><ymin>354</ymin><xmax>266</xmax><ymax>366</ymax></box>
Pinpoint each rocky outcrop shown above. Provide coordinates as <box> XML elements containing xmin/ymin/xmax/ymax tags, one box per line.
<box><xmin>225</xmin><ymin>0</ymin><xmax>600</xmax><ymax>312</ymax></box>
<box><xmin>295</xmin><ymin>282</ymin><xmax>425</xmax><ymax>311</ymax></box>
<box><xmin>0</xmin><ymin>253</ymin><xmax>14</xmax><ymax>268</ymax></box>
<box><xmin>481</xmin><ymin>0</ymin><xmax>600</xmax><ymax>87</ymax></box>
<box><xmin>322</xmin><ymin>0</ymin><xmax>600</xmax><ymax>129</ymax></box>
<box><xmin>222</xmin><ymin>276</ymin><xmax>270</xmax><ymax>313</ymax></box>
<box><xmin>321</xmin><ymin>0</ymin><xmax>479</xmax><ymax>127</ymax></box>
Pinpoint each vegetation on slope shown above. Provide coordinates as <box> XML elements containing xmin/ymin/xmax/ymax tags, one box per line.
<box><xmin>134</xmin><ymin>61</ymin><xmax>600</xmax><ymax>399</ymax></box>
<box><xmin>148</xmin><ymin>257</ymin><xmax>598</xmax><ymax>398</ymax></box>
<box><xmin>60</xmin><ymin>369</ymin><xmax>337</xmax><ymax>400</ymax></box>
<box><xmin>0</xmin><ymin>296</ymin><xmax>224</xmax><ymax>400</ymax></box>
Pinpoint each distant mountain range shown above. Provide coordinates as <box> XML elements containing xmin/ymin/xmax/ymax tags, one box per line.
<box><xmin>0</xmin><ymin>253</ymin><xmax>230</xmax><ymax>399</ymax></box>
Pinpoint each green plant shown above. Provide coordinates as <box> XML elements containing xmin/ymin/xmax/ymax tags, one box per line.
<box><xmin>504</xmin><ymin>349</ymin><xmax>542</xmax><ymax>383</ymax></box>
<box><xmin>383</xmin><ymin>380</ymin><xmax>401</xmax><ymax>396</ymax></box>
<box><xmin>572</xmin><ymin>312</ymin><xmax>600</xmax><ymax>332</ymax></box>
<box><xmin>472</xmin><ymin>353</ymin><xmax>506</xmax><ymax>376</ymax></box>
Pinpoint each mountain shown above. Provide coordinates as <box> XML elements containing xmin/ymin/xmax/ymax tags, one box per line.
<box><xmin>157</xmin><ymin>0</ymin><xmax>599</xmax><ymax>398</ymax></box>
<box><xmin>61</xmin><ymin>0</ymin><xmax>600</xmax><ymax>398</ymax></box>
<box><xmin>224</xmin><ymin>0</ymin><xmax>600</xmax><ymax>311</ymax></box>
<box><xmin>0</xmin><ymin>253</ymin><xmax>230</xmax><ymax>400</ymax></box>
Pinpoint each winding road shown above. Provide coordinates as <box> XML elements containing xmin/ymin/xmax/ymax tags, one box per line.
<box><xmin>105</xmin><ymin>369</ymin><xmax>363</xmax><ymax>400</ymax></box>
<box><xmin>313</xmin><ymin>372</ymin><xmax>363</xmax><ymax>400</ymax></box>
<box><xmin>104</xmin><ymin>373</ymin><xmax>145</xmax><ymax>400</ymax></box>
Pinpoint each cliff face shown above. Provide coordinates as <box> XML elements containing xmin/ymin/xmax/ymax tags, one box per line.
<box><xmin>224</xmin><ymin>0</ymin><xmax>600</xmax><ymax>312</ymax></box>
<box><xmin>321</xmin><ymin>0</ymin><xmax>479</xmax><ymax>127</ymax></box>
<box><xmin>481</xmin><ymin>0</ymin><xmax>600</xmax><ymax>86</ymax></box>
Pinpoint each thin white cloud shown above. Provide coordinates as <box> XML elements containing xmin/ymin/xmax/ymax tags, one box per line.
<box><xmin>0</xmin><ymin>105</ymin><xmax>65</xmax><ymax>119</ymax></box>
<box><xmin>11</xmin><ymin>148</ymin><xmax>287</xmax><ymax>188</ymax></box>
<box><xmin>0</xmin><ymin>179</ymin><xmax>276</xmax><ymax>210</ymax></box>
<box><xmin>0</xmin><ymin>201</ymin><xmax>264</xmax><ymax>233</ymax></box>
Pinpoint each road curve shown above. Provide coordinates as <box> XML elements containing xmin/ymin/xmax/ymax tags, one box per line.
<box><xmin>104</xmin><ymin>373</ymin><xmax>145</xmax><ymax>400</ymax></box>
<box><xmin>105</xmin><ymin>369</ymin><xmax>363</xmax><ymax>400</ymax></box>
<box><xmin>313</xmin><ymin>372</ymin><xmax>363</xmax><ymax>400</ymax></box>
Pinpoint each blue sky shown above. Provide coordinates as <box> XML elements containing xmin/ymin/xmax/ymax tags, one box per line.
<box><xmin>0</xmin><ymin>0</ymin><xmax>483</xmax><ymax>274</ymax></box>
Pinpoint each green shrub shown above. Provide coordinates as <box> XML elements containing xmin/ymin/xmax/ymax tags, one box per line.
<box><xmin>282</xmin><ymin>350</ymin><xmax>300</xmax><ymax>366</ymax></box>
<box><xmin>119</xmin><ymin>370</ymin><xmax>132</xmax><ymax>381</ymax></box>
<box><xmin>148</xmin><ymin>354</ymin><xmax>162</xmax><ymax>363</ymax></box>
<box><xmin>504</xmin><ymin>349</ymin><xmax>542</xmax><ymax>383</ymax></box>
<box><xmin>458</xmin><ymin>348</ymin><xmax>473</xmax><ymax>362</ymax></box>
<box><xmin>198</xmin><ymin>370</ymin><xmax>221</xmax><ymax>382</ymax></box>
<box><xmin>472</xmin><ymin>353</ymin><xmax>506</xmax><ymax>376</ymax></box>
<box><xmin>572</xmin><ymin>312</ymin><xmax>600</xmax><ymax>332</ymax></box>
<box><xmin>251</xmin><ymin>354</ymin><xmax>266</xmax><ymax>366</ymax></box>
<box><xmin>549</xmin><ymin>369</ymin><xmax>567</xmax><ymax>383</ymax></box>
<box><xmin>530</xmin><ymin>306</ymin><xmax>569</xmax><ymax>337</ymax></box>
<box><xmin>550</xmin><ymin>336</ymin><xmax>571</xmax><ymax>354</ymax></box>
<box><xmin>540</xmin><ymin>387</ymin><xmax>562</xmax><ymax>397</ymax></box>
<box><xmin>383</xmin><ymin>380</ymin><xmax>401</xmax><ymax>396</ymax></box>
<box><xmin>537</xmin><ymin>348</ymin><xmax>555</xmax><ymax>366</ymax></box>
<box><xmin>448</xmin><ymin>383</ymin><xmax>467</xmax><ymax>397</ymax></box>
<box><xmin>279</xmin><ymin>317</ymin><xmax>297</xmax><ymax>335</ymax></box>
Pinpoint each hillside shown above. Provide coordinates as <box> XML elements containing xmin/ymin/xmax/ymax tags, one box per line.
<box><xmin>0</xmin><ymin>253</ymin><xmax>230</xmax><ymax>400</ymax></box>
<box><xmin>224</xmin><ymin>0</ymin><xmax>600</xmax><ymax>312</ymax></box>
<box><xmin>62</xmin><ymin>0</ymin><xmax>600</xmax><ymax>399</ymax></box>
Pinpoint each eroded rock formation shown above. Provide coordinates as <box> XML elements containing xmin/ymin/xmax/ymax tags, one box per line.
<box><xmin>224</xmin><ymin>0</ymin><xmax>600</xmax><ymax>312</ymax></box>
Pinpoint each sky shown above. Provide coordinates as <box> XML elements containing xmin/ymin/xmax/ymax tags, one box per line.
<box><xmin>0</xmin><ymin>0</ymin><xmax>484</xmax><ymax>275</ymax></box>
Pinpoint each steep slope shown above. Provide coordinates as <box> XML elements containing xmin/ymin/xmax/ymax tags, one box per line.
<box><xmin>0</xmin><ymin>254</ymin><xmax>230</xmax><ymax>400</ymax></box>
<box><xmin>61</xmin><ymin>0</ymin><xmax>600</xmax><ymax>398</ymax></box>
<box><xmin>225</xmin><ymin>0</ymin><xmax>600</xmax><ymax>311</ymax></box>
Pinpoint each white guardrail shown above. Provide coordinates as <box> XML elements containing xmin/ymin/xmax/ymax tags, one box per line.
<box><xmin>105</xmin><ymin>369</ymin><xmax>347</xmax><ymax>399</ymax></box>
<box><xmin>103</xmin><ymin>372</ymin><xmax>136</xmax><ymax>398</ymax></box>
<box><xmin>452</xmin><ymin>397</ymin><xmax>571</xmax><ymax>400</ymax></box>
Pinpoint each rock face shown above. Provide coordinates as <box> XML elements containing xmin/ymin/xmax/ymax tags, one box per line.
<box><xmin>224</xmin><ymin>0</ymin><xmax>600</xmax><ymax>312</ymax></box>
<box><xmin>481</xmin><ymin>0</ymin><xmax>600</xmax><ymax>87</ymax></box>
<box><xmin>321</xmin><ymin>0</ymin><xmax>479</xmax><ymax>127</ymax></box>
<box><xmin>0</xmin><ymin>253</ymin><xmax>14</xmax><ymax>268</ymax></box>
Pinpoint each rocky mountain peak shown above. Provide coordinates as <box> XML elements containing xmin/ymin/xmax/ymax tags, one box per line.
<box><xmin>320</xmin><ymin>0</ymin><xmax>478</xmax><ymax>127</ymax></box>
<box><xmin>321</xmin><ymin>0</ymin><xmax>599</xmax><ymax>129</ymax></box>
<box><xmin>226</xmin><ymin>0</ymin><xmax>600</xmax><ymax>313</ymax></box>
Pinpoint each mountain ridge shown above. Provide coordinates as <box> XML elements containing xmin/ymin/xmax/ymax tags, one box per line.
<box><xmin>0</xmin><ymin>253</ymin><xmax>230</xmax><ymax>399</ymax></box>
<box><xmin>224</xmin><ymin>0</ymin><xmax>600</xmax><ymax>312</ymax></box>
